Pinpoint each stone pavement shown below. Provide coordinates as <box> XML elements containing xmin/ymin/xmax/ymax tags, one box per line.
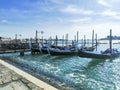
<box><xmin>0</xmin><ymin>59</ymin><xmax>74</xmax><ymax>90</ymax></box>
<box><xmin>0</xmin><ymin>63</ymin><xmax>44</xmax><ymax>90</ymax></box>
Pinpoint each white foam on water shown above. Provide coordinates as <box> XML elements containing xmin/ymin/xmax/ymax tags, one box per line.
<box><xmin>0</xmin><ymin>59</ymin><xmax>58</xmax><ymax>90</ymax></box>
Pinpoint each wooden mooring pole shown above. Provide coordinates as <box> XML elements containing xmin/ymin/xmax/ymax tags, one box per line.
<box><xmin>20</xmin><ymin>51</ymin><xmax>24</xmax><ymax>56</ymax></box>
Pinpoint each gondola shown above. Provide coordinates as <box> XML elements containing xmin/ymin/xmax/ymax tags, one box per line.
<box><xmin>78</xmin><ymin>29</ymin><xmax>120</xmax><ymax>59</ymax></box>
<box><xmin>78</xmin><ymin>48</ymin><xmax>120</xmax><ymax>59</ymax></box>
<box><xmin>50</xmin><ymin>47</ymin><xmax>78</xmax><ymax>56</ymax></box>
<box><xmin>81</xmin><ymin>30</ymin><xmax>96</xmax><ymax>51</ymax></box>
<box><xmin>41</xmin><ymin>47</ymin><xmax>50</xmax><ymax>54</ymax></box>
<box><xmin>50</xmin><ymin>33</ymin><xmax>78</xmax><ymax>56</ymax></box>
<box><xmin>82</xmin><ymin>46</ymin><xmax>95</xmax><ymax>51</ymax></box>
<box><xmin>41</xmin><ymin>43</ymin><xmax>50</xmax><ymax>54</ymax></box>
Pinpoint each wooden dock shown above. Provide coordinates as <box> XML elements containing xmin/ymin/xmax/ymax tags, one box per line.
<box><xmin>0</xmin><ymin>49</ymin><xmax>31</xmax><ymax>54</ymax></box>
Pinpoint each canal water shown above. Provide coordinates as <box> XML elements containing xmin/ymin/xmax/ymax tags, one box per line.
<box><xmin>1</xmin><ymin>40</ymin><xmax>120</xmax><ymax>90</ymax></box>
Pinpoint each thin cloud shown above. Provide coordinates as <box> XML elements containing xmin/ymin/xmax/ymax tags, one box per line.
<box><xmin>1</xmin><ymin>19</ymin><xmax>8</xmax><ymax>23</ymax></box>
<box><xmin>70</xmin><ymin>17</ymin><xmax>91</xmax><ymax>23</ymax></box>
<box><xmin>101</xmin><ymin>10</ymin><xmax>117</xmax><ymax>16</ymax></box>
<box><xmin>1</xmin><ymin>0</ymin><xmax>120</xmax><ymax>39</ymax></box>
<box><xmin>98</xmin><ymin>0</ymin><xmax>110</xmax><ymax>7</ymax></box>
<box><xmin>56</xmin><ymin>17</ymin><xmax>64</xmax><ymax>23</ymax></box>
<box><xmin>60</xmin><ymin>5</ymin><xmax>93</xmax><ymax>15</ymax></box>
<box><xmin>50</xmin><ymin>0</ymin><xmax>63</xmax><ymax>4</ymax></box>
<box><xmin>114</xmin><ymin>16</ymin><xmax>120</xmax><ymax>20</ymax></box>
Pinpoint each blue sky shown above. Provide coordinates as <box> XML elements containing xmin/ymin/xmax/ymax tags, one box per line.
<box><xmin>1</xmin><ymin>0</ymin><xmax>120</xmax><ymax>39</ymax></box>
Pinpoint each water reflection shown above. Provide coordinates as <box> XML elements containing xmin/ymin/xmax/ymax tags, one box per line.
<box><xmin>85</xmin><ymin>58</ymin><xmax>107</xmax><ymax>69</ymax></box>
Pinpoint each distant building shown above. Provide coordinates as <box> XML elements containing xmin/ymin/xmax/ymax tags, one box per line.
<box><xmin>0</xmin><ymin>37</ymin><xmax>12</xmax><ymax>43</ymax></box>
<box><xmin>100</xmin><ymin>35</ymin><xmax>120</xmax><ymax>40</ymax></box>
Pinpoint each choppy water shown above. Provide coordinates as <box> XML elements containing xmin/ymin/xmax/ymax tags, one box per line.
<box><xmin>1</xmin><ymin>41</ymin><xmax>120</xmax><ymax>90</ymax></box>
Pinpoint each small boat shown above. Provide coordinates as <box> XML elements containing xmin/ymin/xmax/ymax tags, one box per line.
<box><xmin>50</xmin><ymin>47</ymin><xmax>77</xmax><ymax>56</ymax></box>
<box><xmin>41</xmin><ymin>47</ymin><xmax>49</xmax><ymax>54</ymax></box>
<box><xmin>81</xmin><ymin>30</ymin><xmax>97</xmax><ymax>52</ymax></box>
<box><xmin>50</xmin><ymin>33</ymin><xmax>78</xmax><ymax>56</ymax></box>
<box><xmin>50</xmin><ymin>45</ymin><xmax>63</xmax><ymax>50</ymax></box>
<box><xmin>78</xmin><ymin>48</ymin><xmax>120</xmax><ymax>59</ymax></box>
<box><xmin>41</xmin><ymin>43</ymin><xmax>50</xmax><ymax>54</ymax></box>
<box><xmin>81</xmin><ymin>46</ymin><xmax>95</xmax><ymax>51</ymax></box>
<box><xmin>31</xmin><ymin>43</ymin><xmax>42</xmax><ymax>54</ymax></box>
<box><xmin>78</xmin><ymin>29</ymin><xmax>120</xmax><ymax>59</ymax></box>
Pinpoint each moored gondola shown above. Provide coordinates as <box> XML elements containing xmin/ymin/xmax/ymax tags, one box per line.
<box><xmin>78</xmin><ymin>49</ymin><xmax>120</xmax><ymax>59</ymax></box>
<box><xmin>50</xmin><ymin>48</ymin><xmax>78</xmax><ymax>56</ymax></box>
<box><xmin>78</xmin><ymin>29</ymin><xmax>120</xmax><ymax>59</ymax></box>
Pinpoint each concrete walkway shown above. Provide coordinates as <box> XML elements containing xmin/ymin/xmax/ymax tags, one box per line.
<box><xmin>0</xmin><ymin>59</ymin><xmax>58</xmax><ymax>90</ymax></box>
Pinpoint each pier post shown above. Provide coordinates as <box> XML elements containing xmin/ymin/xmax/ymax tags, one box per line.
<box><xmin>36</xmin><ymin>30</ymin><xmax>38</xmax><ymax>43</ymax></box>
<box><xmin>110</xmin><ymin>29</ymin><xmax>112</xmax><ymax>55</ymax></box>
<box><xmin>20</xmin><ymin>51</ymin><xmax>24</xmax><ymax>56</ymax></box>
<box><xmin>95</xmin><ymin>33</ymin><xmax>97</xmax><ymax>51</ymax></box>
<box><xmin>92</xmin><ymin>30</ymin><xmax>94</xmax><ymax>48</ymax></box>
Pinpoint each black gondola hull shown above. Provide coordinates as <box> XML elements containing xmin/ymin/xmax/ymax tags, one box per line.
<box><xmin>41</xmin><ymin>48</ymin><xmax>49</xmax><ymax>54</ymax></box>
<box><xmin>78</xmin><ymin>50</ymin><xmax>111</xmax><ymax>59</ymax></box>
<box><xmin>50</xmin><ymin>50</ymin><xmax>77</xmax><ymax>56</ymax></box>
